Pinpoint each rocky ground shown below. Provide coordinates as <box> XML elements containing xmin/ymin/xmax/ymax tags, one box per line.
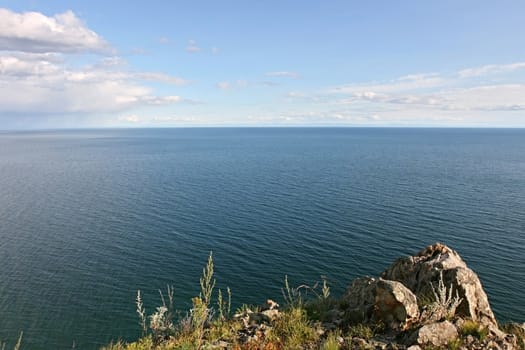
<box><xmin>103</xmin><ymin>243</ymin><xmax>524</xmax><ymax>350</ymax></box>
<box><xmin>228</xmin><ymin>243</ymin><xmax>525</xmax><ymax>349</ymax></box>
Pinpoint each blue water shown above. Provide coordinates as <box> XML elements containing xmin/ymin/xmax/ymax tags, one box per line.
<box><xmin>0</xmin><ymin>128</ymin><xmax>523</xmax><ymax>349</ymax></box>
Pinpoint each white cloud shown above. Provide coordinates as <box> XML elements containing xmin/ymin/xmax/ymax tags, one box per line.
<box><xmin>0</xmin><ymin>53</ymin><xmax>61</xmax><ymax>76</ymax></box>
<box><xmin>119</xmin><ymin>114</ymin><xmax>141</xmax><ymax>123</ymax></box>
<box><xmin>135</xmin><ymin>72</ymin><xmax>191</xmax><ymax>86</ymax></box>
<box><xmin>216</xmin><ymin>81</ymin><xmax>230</xmax><ymax>90</ymax></box>
<box><xmin>286</xmin><ymin>91</ymin><xmax>306</xmax><ymax>98</ymax></box>
<box><xmin>186</xmin><ymin>39</ymin><xmax>201</xmax><ymax>53</ymax></box>
<box><xmin>0</xmin><ymin>53</ymin><xmax>183</xmax><ymax>114</ymax></box>
<box><xmin>140</xmin><ymin>95</ymin><xmax>182</xmax><ymax>105</ymax></box>
<box><xmin>0</xmin><ymin>8</ymin><xmax>189</xmax><ymax>119</ymax></box>
<box><xmin>113</xmin><ymin>114</ymin><xmax>210</xmax><ymax>126</ymax></box>
<box><xmin>458</xmin><ymin>62</ymin><xmax>525</xmax><ymax>78</ymax></box>
<box><xmin>332</xmin><ymin>73</ymin><xmax>447</xmax><ymax>95</ymax></box>
<box><xmin>324</xmin><ymin>64</ymin><xmax>525</xmax><ymax>113</ymax></box>
<box><xmin>276</xmin><ymin>63</ymin><xmax>525</xmax><ymax>126</ymax></box>
<box><xmin>440</xmin><ymin>84</ymin><xmax>525</xmax><ymax>111</ymax></box>
<box><xmin>0</xmin><ymin>8</ymin><xmax>109</xmax><ymax>54</ymax></box>
<box><xmin>211</xmin><ymin>47</ymin><xmax>220</xmax><ymax>54</ymax></box>
<box><xmin>94</xmin><ymin>56</ymin><xmax>127</xmax><ymax>68</ymax></box>
<box><xmin>270</xmin><ymin>110</ymin><xmax>377</xmax><ymax>125</ymax></box>
<box><xmin>387</xmin><ymin>95</ymin><xmax>443</xmax><ymax>106</ymax></box>
<box><xmin>216</xmin><ymin>80</ymin><xmax>250</xmax><ymax>90</ymax></box>
<box><xmin>151</xmin><ymin>115</ymin><xmax>209</xmax><ymax>124</ymax></box>
<box><xmin>266</xmin><ymin>71</ymin><xmax>300</xmax><ymax>79</ymax></box>
<box><xmin>353</xmin><ymin>91</ymin><xmax>387</xmax><ymax>101</ymax></box>
<box><xmin>216</xmin><ymin>79</ymin><xmax>283</xmax><ymax>90</ymax></box>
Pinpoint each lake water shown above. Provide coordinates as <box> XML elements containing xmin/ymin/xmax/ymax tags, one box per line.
<box><xmin>0</xmin><ymin>128</ymin><xmax>523</xmax><ymax>349</ymax></box>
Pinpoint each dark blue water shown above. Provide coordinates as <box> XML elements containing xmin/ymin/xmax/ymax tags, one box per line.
<box><xmin>0</xmin><ymin>128</ymin><xmax>523</xmax><ymax>349</ymax></box>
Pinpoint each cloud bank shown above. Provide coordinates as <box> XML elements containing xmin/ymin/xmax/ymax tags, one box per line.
<box><xmin>0</xmin><ymin>8</ymin><xmax>109</xmax><ymax>53</ymax></box>
<box><xmin>1</xmin><ymin>7</ymin><xmax>524</xmax><ymax>128</ymax></box>
<box><xmin>280</xmin><ymin>63</ymin><xmax>525</xmax><ymax>126</ymax></box>
<box><xmin>0</xmin><ymin>8</ymin><xmax>186</xmax><ymax>124</ymax></box>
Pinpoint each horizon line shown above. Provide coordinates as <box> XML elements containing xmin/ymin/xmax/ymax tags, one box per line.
<box><xmin>2</xmin><ymin>125</ymin><xmax>525</xmax><ymax>133</ymax></box>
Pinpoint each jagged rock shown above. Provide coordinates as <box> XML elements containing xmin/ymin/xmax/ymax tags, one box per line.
<box><xmin>503</xmin><ymin>323</ymin><xmax>525</xmax><ymax>349</ymax></box>
<box><xmin>261</xmin><ymin>308</ymin><xmax>280</xmax><ymax>321</ymax></box>
<box><xmin>351</xmin><ymin>337</ymin><xmax>369</xmax><ymax>349</ymax></box>
<box><xmin>233</xmin><ymin>301</ymin><xmax>283</xmax><ymax>345</ymax></box>
<box><xmin>234</xmin><ymin>300</ymin><xmax>281</xmax><ymax>327</ymax></box>
<box><xmin>503</xmin><ymin>322</ymin><xmax>525</xmax><ymax>338</ymax></box>
<box><xmin>410</xmin><ymin>320</ymin><xmax>458</xmax><ymax>347</ymax></box>
<box><xmin>375</xmin><ymin>279</ymin><xmax>420</xmax><ymax>328</ymax></box>
<box><xmin>344</xmin><ymin>277</ymin><xmax>419</xmax><ymax>329</ymax></box>
<box><xmin>344</xmin><ymin>276</ymin><xmax>376</xmax><ymax>323</ymax></box>
<box><xmin>406</xmin><ymin>346</ymin><xmax>422</xmax><ymax>350</ymax></box>
<box><xmin>381</xmin><ymin>243</ymin><xmax>498</xmax><ymax>329</ymax></box>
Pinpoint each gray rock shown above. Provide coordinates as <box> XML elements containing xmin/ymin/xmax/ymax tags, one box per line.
<box><xmin>406</xmin><ymin>346</ymin><xmax>422</xmax><ymax>350</ymax></box>
<box><xmin>261</xmin><ymin>308</ymin><xmax>280</xmax><ymax>321</ymax></box>
<box><xmin>503</xmin><ymin>323</ymin><xmax>525</xmax><ymax>349</ymax></box>
<box><xmin>344</xmin><ymin>277</ymin><xmax>419</xmax><ymax>329</ymax></box>
<box><xmin>410</xmin><ymin>320</ymin><xmax>458</xmax><ymax>347</ymax></box>
<box><xmin>503</xmin><ymin>322</ymin><xmax>525</xmax><ymax>338</ymax></box>
<box><xmin>381</xmin><ymin>243</ymin><xmax>498</xmax><ymax>328</ymax></box>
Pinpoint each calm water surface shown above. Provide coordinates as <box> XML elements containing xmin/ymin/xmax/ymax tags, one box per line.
<box><xmin>0</xmin><ymin>128</ymin><xmax>524</xmax><ymax>349</ymax></box>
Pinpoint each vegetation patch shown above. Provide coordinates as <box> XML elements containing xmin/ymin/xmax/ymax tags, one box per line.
<box><xmin>459</xmin><ymin>320</ymin><xmax>488</xmax><ymax>341</ymax></box>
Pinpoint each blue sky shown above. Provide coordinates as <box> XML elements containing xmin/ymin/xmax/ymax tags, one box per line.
<box><xmin>1</xmin><ymin>0</ymin><xmax>524</xmax><ymax>129</ymax></box>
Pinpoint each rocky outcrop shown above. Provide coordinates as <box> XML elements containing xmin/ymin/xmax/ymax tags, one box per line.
<box><xmin>344</xmin><ymin>277</ymin><xmax>419</xmax><ymax>329</ymax></box>
<box><xmin>206</xmin><ymin>244</ymin><xmax>522</xmax><ymax>350</ymax></box>
<box><xmin>339</xmin><ymin>243</ymin><xmax>520</xmax><ymax>349</ymax></box>
<box><xmin>503</xmin><ymin>323</ymin><xmax>525</xmax><ymax>349</ymax></box>
<box><xmin>381</xmin><ymin>243</ymin><xmax>498</xmax><ymax>329</ymax></box>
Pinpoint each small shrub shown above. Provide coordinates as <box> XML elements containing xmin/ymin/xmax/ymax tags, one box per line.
<box><xmin>426</xmin><ymin>271</ymin><xmax>463</xmax><ymax>321</ymax></box>
<box><xmin>189</xmin><ymin>252</ymin><xmax>216</xmax><ymax>349</ymax></box>
<box><xmin>285</xmin><ymin>276</ymin><xmax>338</xmax><ymax>323</ymax></box>
<box><xmin>217</xmin><ymin>287</ymin><xmax>232</xmax><ymax>322</ymax></box>
<box><xmin>150</xmin><ymin>285</ymin><xmax>175</xmax><ymax>342</ymax></box>
<box><xmin>123</xmin><ymin>337</ymin><xmax>155</xmax><ymax>350</ymax></box>
<box><xmin>322</xmin><ymin>331</ymin><xmax>342</xmax><ymax>350</ymax></box>
<box><xmin>348</xmin><ymin>324</ymin><xmax>374</xmax><ymax>340</ymax></box>
<box><xmin>460</xmin><ymin>320</ymin><xmax>488</xmax><ymax>340</ymax></box>
<box><xmin>448</xmin><ymin>338</ymin><xmax>462</xmax><ymax>350</ymax></box>
<box><xmin>267</xmin><ymin>306</ymin><xmax>319</xmax><ymax>349</ymax></box>
<box><xmin>136</xmin><ymin>290</ymin><xmax>147</xmax><ymax>335</ymax></box>
<box><xmin>478</xmin><ymin>326</ymin><xmax>489</xmax><ymax>341</ymax></box>
<box><xmin>234</xmin><ymin>303</ymin><xmax>261</xmax><ymax>317</ymax></box>
<box><xmin>125</xmin><ymin>252</ymin><xmax>220</xmax><ymax>349</ymax></box>
<box><xmin>282</xmin><ymin>275</ymin><xmax>304</xmax><ymax>308</ymax></box>
<box><xmin>282</xmin><ymin>275</ymin><xmax>331</xmax><ymax>309</ymax></box>
<box><xmin>100</xmin><ymin>336</ymin><xmax>154</xmax><ymax>350</ymax></box>
<box><xmin>99</xmin><ymin>340</ymin><xmax>126</xmax><ymax>350</ymax></box>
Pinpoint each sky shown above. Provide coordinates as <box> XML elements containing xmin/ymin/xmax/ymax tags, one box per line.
<box><xmin>0</xmin><ymin>0</ymin><xmax>525</xmax><ymax>129</ymax></box>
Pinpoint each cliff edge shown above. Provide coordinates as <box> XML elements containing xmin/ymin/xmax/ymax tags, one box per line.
<box><xmin>103</xmin><ymin>243</ymin><xmax>525</xmax><ymax>350</ymax></box>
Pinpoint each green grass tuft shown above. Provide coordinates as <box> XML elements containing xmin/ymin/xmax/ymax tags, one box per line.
<box><xmin>348</xmin><ymin>323</ymin><xmax>374</xmax><ymax>340</ymax></box>
<box><xmin>459</xmin><ymin>320</ymin><xmax>488</xmax><ymax>340</ymax></box>
<box><xmin>267</xmin><ymin>306</ymin><xmax>319</xmax><ymax>349</ymax></box>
